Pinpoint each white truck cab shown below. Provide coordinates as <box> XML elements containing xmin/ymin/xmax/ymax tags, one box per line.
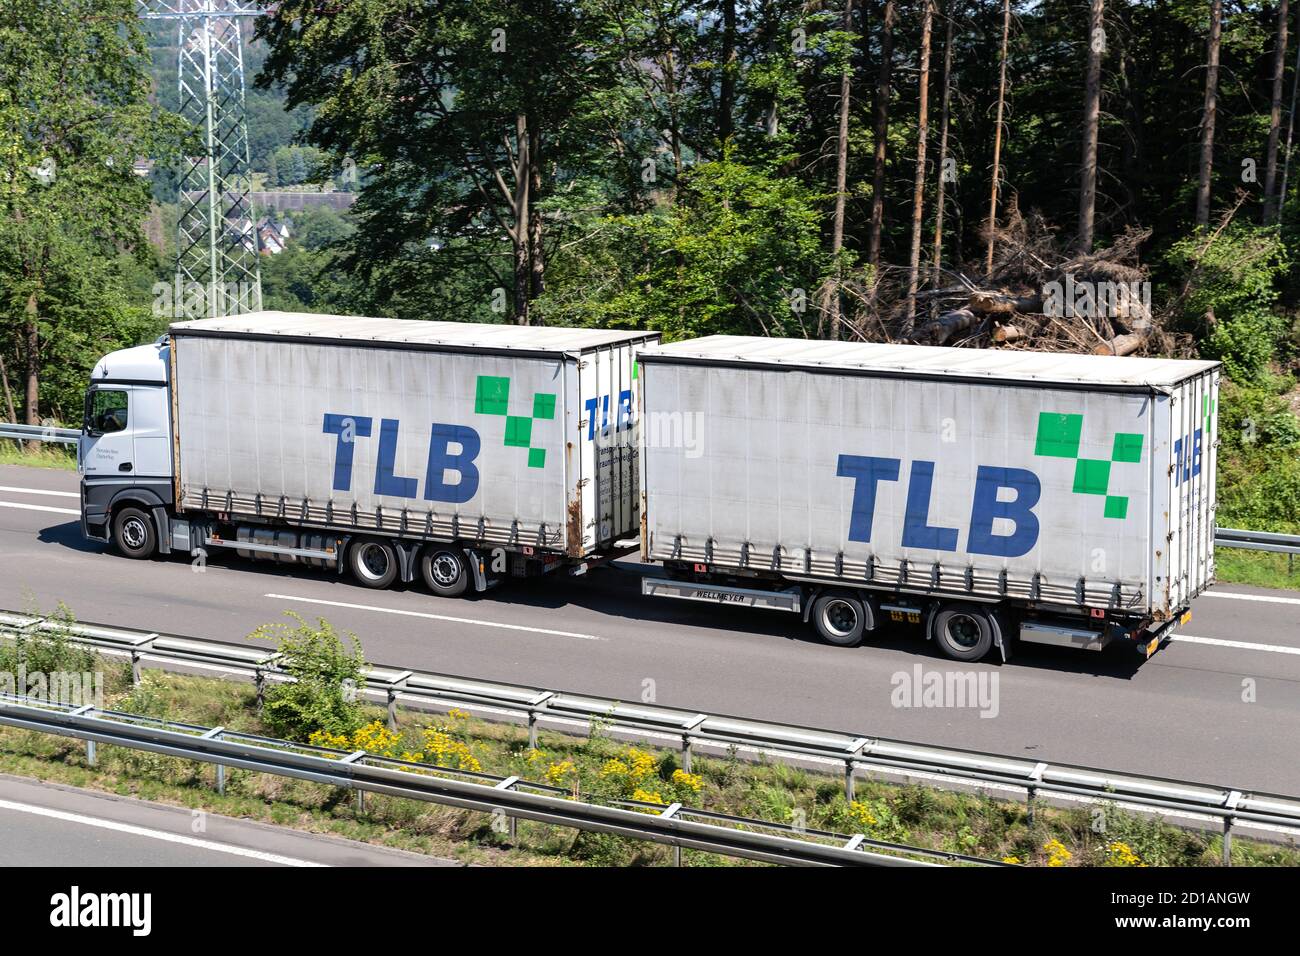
<box><xmin>79</xmin><ymin>339</ymin><xmax>175</xmax><ymax>551</ymax></box>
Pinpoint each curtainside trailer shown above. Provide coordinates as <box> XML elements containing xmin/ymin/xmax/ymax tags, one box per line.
<box><xmin>635</xmin><ymin>336</ymin><xmax>1219</xmax><ymax>661</ymax></box>
<box><xmin>79</xmin><ymin>313</ymin><xmax>657</xmax><ymax>594</ymax></box>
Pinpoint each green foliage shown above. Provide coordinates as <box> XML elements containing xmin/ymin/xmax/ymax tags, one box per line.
<box><xmin>1167</xmin><ymin>225</ymin><xmax>1290</xmax><ymax>380</ymax></box>
<box><xmin>0</xmin><ymin>603</ymin><xmax>98</xmax><ymax>678</ymax></box>
<box><xmin>1215</xmin><ymin>375</ymin><xmax>1300</xmax><ymax>532</ymax></box>
<box><xmin>254</xmin><ymin>613</ymin><xmax>367</xmax><ymax>741</ymax></box>
<box><xmin>0</xmin><ymin>0</ymin><xmax>187</xmax><ymax>424</ymax></box>
<box><xmin>546</xmin><ymin>155</ymin><xmax>832</xmax><ymax>339</ymax></box>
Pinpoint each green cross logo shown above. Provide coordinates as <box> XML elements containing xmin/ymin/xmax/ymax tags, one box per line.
<box><xmin>1034</xmin><ymin>412</ymin><xmax>1142</xmax><ymax>519</ymax></box>
<box><xmin>474</xmin><ymin>374</ymin><xmax>555</xmax><ymax>468</ymax></box>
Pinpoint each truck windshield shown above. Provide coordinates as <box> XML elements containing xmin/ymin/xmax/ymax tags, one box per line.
<box><xmin>86</xmin><ymin>389</ymin><xmax>128</xmax><ymax>435</ymax></box>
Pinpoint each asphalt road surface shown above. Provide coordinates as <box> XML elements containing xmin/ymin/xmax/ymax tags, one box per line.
<box><xmin>1</xmin><ymin>463</ymin><xmax>1297</xmax><ymax>794</ymax></box>
<box><xmin>0</xmin><ymin>774</ymin><xmax>453</xmax><ymax>866</ymax></box>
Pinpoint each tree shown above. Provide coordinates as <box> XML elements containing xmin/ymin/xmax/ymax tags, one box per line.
<box><xmin>257</xmin><ymin>0</ymin><xmax>631</xmax><ymax>325</ymax></box>
<box><xmin>826</xmin><ymin>0</ymin><xmax>855</xmax><ymax>339</ymax></box>
<box><xmin>1263</xmin><ymin>0</ymin><xmax>1290</xmax><ymax>222</ymax></box>
<box><xmin>1195</xmin><ymin>0</ymin><xmax>1222</xmax><ymax>228</ymax></box>
<box><xmin>985</xmin><ymin>0</ymin><xmax>1009</xmax><ymax>276</ymax></box>
<box><xmin>906</xmin><ymin>0</ymin><xmax>935</xmax><ymax>325</ymax></box>
<box><xmin>930</xmin><ymin>5</ymin><xmax>955</xmax><ymax>291</ymax></box>
<box><xmin>0</xmin><ymin>0</ymin><xmax>185</xmax><ymax>424</ymax></box>
<box><xmin>867</xmin><ymin>0</ymin><xmax>897</xmax><ymax>274</ymax></box>
<box><xmin>1077</xmin><ymin>0</ymin><xmax>1106</xmax><ymax>252</ymax></box>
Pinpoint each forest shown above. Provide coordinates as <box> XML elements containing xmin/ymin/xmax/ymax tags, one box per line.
<box><xmin>1</xmin><ymin>0</ymin><xmax>1298</xmax><ymax>539</ymax></box>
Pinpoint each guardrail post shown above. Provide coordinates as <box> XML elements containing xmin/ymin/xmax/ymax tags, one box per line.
<box><xmin>255</xmin><ymin>667</ymin><xmax>266</xmax><ymax>715</ymax></box>
<box><xmin>495</xmin><ymin>776</ymin><xmax>520</xmax><ymax>843</ymax></box>
<box><xmin>527</xmin><ymin>692</ymin><xmax>555</xmax><ymax>750</ymax></box>
<box><xmin>1222</xmin><ymin>790</ymin><xmax>1242</xmax><ymax>866</ymax></box>
<box><xmin>340</xmin><ymin>751</ymin><xmax>367</xmax><ymax>815</ymax></box>
<box><xmin>661</xmin><ymin>803</ymin><xmax>683</xmax><ymax>866</ymax></box>
<box><xmin>202</xmin><ymin>727</ymin><xmax>226</xmax><ymax>795</ymax></box>
<box><xmin>131</xmin><ymin>651</ymin><xmax>142</xmax><ymax>687</ymax></box>
<box><xmin>844</xmin><ymin>739</ymin><xmax>869</xmax><ymax>802</ymax></box>
<box><xmin>86</xmin><ymin>739</ymin><xmax>96</xmax><ymax>766</ymax></box>
<box><xmin>681</xmin><ymin>715</ymin><xmax>707</xmax><ymax>773</ymax></box>
<box><xmin>386</xmin><ymin>672</ymin><xmax>413</xmax><ymax>731</ymax></box>
<box><xmin>1027</xmin><ymin>763</ymin><xmax>1047</xmax><ymax>829</ymax></box>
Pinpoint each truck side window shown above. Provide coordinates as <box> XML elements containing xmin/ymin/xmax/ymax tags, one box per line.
<box><xmin>88</xmin><ymin>389</ymin><xmax>128</xmax><ymax>435</ymax></box>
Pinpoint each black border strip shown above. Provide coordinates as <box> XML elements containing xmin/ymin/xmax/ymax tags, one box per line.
<box><xmin>636</xmin><ymin>352</ymin><xmax>1218</xmax><ymax>395</ymax></box>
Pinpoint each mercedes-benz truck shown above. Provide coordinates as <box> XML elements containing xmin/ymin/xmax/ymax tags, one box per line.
<box><xmin>79</xmin><ymin>313</ymin><xmax>657</xmax><ymax>595</ymax></box>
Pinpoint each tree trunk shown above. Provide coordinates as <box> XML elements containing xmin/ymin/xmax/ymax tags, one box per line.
<box><xmin>528</xmin><ymin>125</ymin><xmax>546</xmax><ymax>309</ymax></box>
<box><xmin>1195</xmin><ymin>0</ymin><xmax>1222</xmax><ymax>228</ymax></box>
<box><xmin>1264</xmin><ymin>0</ymin><xmax>1290</xmax><ymax>222</ymax></box>
<box><xmin>511</xmin><ymin>114</ymin><xmax>531</xmax><ymax>325</ymax></box>
<box><xmin>1077</xmin><ymin>0</ymin><xmax>1106</xmax><ymax>253</ymax></box>
<box><xmin>906</xmin><ymin>0</ymin><xmax>934</xmax><ymax>327</ymax></box>
<box><xmin>985</xmin><ymin>0</ymin><xmax>1010</xmax><ymax>277</ymax></box>
<box><xmin>1280</xmin><ymin>8</ymin><xmax>1300</xmax><ymax>217</ymax></box>
<box><xmin>0</xmin><ymin>350</ymin><xmax>18</xmax><ymax>427</ymax></box>
<box><xmin>827</xmin><ymin>0</ymin><xmax>855</xmax><ymax>340</ymax></box>
<box><xmin>867</xmin><ymin>0</ymin><xmax>896</xmax><ymax>273</ymax></box>
<box><xmin>931</xmin><ymin>7</ymin><xmax>954</xmax><ymax>291</ymax></box>
<box><xmin>719</xmin><ymin>0</ymin><xmax>737</xmax><ymax>146</ymax></box>
<box><xmin>23</xmin><ymin>292</ymin><xmax>39</xmax><ymax>425</ymax></box>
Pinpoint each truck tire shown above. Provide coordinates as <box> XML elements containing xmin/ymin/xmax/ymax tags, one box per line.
<box><xmin>348</xmin><ymin>538</ymin><xmax>398</xmax><ymax>589</ymax></box>
<box><xmin>811</xmin><ymin>592</ymin><xmax>868</xmax><ymax>647</ymax></box>
<box><xmin>419</xmin><ymin>547</ymin><xmax>468</xmax><ymax>598</ymax></box>
<box><xmin>931</xmin><ymin>603</ymin><xmax>994</xmax><ymax>661</ymax></box>
<box><xmin>112</xmin><ymin>506</ymin><xmax>157</xmax><ymax>559</ymax></box>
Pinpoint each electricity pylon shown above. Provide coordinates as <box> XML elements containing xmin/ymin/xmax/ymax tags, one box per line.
<box><xmin>139</xmin><ymin>1</ymin><xmax>264</xmax><ymax>317</ymax></box>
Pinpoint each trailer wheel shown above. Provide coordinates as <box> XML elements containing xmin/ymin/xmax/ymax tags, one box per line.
<box><xmin>349</xmin><ymin>538</ymin><xmax>398</xmax><ymax>589</ymax></box>
<box><xmin>112</xmin><ymin>506</ymin><xmax>157</xmax><ymax>559</ymax></box>
<box><xmin>931</xmin><ymin>603</ymin><xmax>994</xmax><ymax>661</ymax></box>
<box><xmin>419</xmin><ymin>547</ymin><xmax>468</xmax><ymax>598</ymax></box>
<box><xmin>811</xmin><ymin>592</ymin><xmax>868</xmax><ymax>647</ymax></box>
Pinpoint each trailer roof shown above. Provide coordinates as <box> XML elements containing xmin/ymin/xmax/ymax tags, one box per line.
<box><xmin>638</xmin><ymin>336</ymin><xmax>1219</xmax><ymax>390</ymax></box>
<box><xmin>170</xmin><ymin>312</ymin><xmax>658</xmax><ymax>355</ymax></box>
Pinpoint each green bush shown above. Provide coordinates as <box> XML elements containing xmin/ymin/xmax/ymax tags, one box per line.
<box><xmin>1216</xmin><ymin>375</ymin><xmax>1300</xmax><ymax>532</ymax></box>
<box><xmin>253</xmin><ymin>613</ymin><xmax>367</xmax><ymax>741</ymax></box>
<box><xmin>0</xmin><ymin>603</ymin><xmax>99</xmax><ymax>677</ymax></box>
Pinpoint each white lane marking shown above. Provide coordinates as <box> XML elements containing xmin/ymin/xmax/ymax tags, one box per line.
<box><xmin>1200</xmin><ymin>590</ymin><xmax>1300</xmax><ymax>607</ymax></box>
<box><xmin>0</xmin><ymin>500</ymin><xmax>79</xmax><ymax>516</ymax></box>
<box><xmin>0</xmin><ymin>484</ymin><xmax>78</xmax><ymax>498</ymax></box>
<box><xmin>0</xmin><ymin>798</ymin><xmax>326</xmax><ymax>866</ymax></box>
<box><xmin>1172</xmin><ymin>634</ymin><xmax>1300</xmax><ymax>656</ymax></box>
<box><xmin>265</xmin><ymin>592</ymin><xmax>604</xmax><ymax>641</ymax></box>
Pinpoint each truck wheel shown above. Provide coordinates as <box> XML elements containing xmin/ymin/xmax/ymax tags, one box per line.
<box><xmin>112</xmin><ymin>506</ymin><xmax>157</xmax><ymax>559</ymax></box>
<box><xmin>349</xmin><ymin>538</ymin><xmax>398</xmax><ymax>589</ymax></box>
<box><xmin>419</xmin><ymin>547</ymin><xmax>468</xmax><ymax>598</ymax></box>
<box><xmin>811</xmin><ymin>592</ymin><xmax>868</xmax><ymax>647</ymax></box>
<box><xmin>931</xmin><ymin>603</ymin><xmax>994</xmax><ymax>661</ymax></box>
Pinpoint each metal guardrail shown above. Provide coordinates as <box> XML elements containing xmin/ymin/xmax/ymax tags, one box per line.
<box><xmin>0</xmin><ymin>422</ymin><xmax>79</xmax><ymax>445</ymax></box>
<box><xmin>0</xmin><ymin>688</ymin><xmax>969</xmax><ymax>868</ymax></box>
<box><xmin>2</xmin><ymin>609</ymin><xmax>1297</xmax><ymax>864</ymax></box>
<box><xmin>1214</xmin><ymin>527</ymin><xmax>1300</xmax><ymax>556</ymax></box>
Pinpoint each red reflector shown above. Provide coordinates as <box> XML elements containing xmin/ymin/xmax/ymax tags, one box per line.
<box><xmin>1089</xmin><ymin>608</ymin><xmax>1105</xmax><ymax>619</ymax></box>
<box><xmin>693</xmin><ymin>563</ymin><xmax>708</xmax><ymax>573</ymax></box>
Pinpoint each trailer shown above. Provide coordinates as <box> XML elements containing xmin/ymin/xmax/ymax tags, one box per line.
<box><xmin>635</xmin><ymin>336</ymin><xmax>1219</xmax><ymax>661</ymax></box>
<box><xmin>79</xmin><ymin>313</ymin><xmax>657</xmax><ymax>594</ymax></box>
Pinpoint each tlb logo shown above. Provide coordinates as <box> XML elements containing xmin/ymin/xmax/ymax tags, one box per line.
<box><xmin>323</xmin><ymin>414</ymin><xmax>480</xmax><ymax>503</ymax></box>
<box><xmin>475</xmin><ymin>374</ymin><xmax>554</xmax><ymax>468</ymax></box>
<box><xmin>1033</xmin><ymin>411</ymin><xmax>1142</xmax><ymax>518</ymax></box>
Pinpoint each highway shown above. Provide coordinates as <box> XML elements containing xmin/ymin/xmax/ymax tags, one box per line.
<box><xmin>1</xmin><ymin>462</ymin><xmax>1298</xmax><ymax>795</ymax></box>
<box><xmin>0</xmin><ymin>774</ymin><xmax>453</xmax><ymax>866</ymax></box>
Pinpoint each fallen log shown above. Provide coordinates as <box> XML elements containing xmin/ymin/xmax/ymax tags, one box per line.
<box><xmin>1092</xmin><ymin>333</ymin><xmax>1145</xmax><ymax>357</ymax></box>
<box><xmin>920</xmin><ymin>308</ymin><xmax>977</xmax><ymax>344</ymax></box>
<box><xmin>969</xmin><ymin>291</ymin><xmax>1043</xmax><ymax>314</ymax></box>
<box><xmin>992</xmin><ymin>323</ymin><xmax>1022</xmax><ymax>344</ymax></box>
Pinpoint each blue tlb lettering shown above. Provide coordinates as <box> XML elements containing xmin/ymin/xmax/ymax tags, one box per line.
<box><xmin>967</xmin><ymin>466</ymin><xmax>1041</xmax><ymax>557</ymax></box>
<box><xmin>901</xmin><ymin>460</ymin><xmax>959</xmax><ymax>551</ymax></box>
<box><xmin>424</xmin><ymin>424</ymin><xmax>481</xmax><ymax>504</ymax></box>
<box><xmin>836</xmin><ymin>454</ymin><xmax>900</xmax><ymax>543</ymax></box>
<box><xmin>374</xmin><ymin>418</ymin><xmax>418</xmax><ymax>498</ymax></box>
<box><xmin>322</xmin><ymin>413</ymin><xmax>373</xmax><ymax>492</ymax></box>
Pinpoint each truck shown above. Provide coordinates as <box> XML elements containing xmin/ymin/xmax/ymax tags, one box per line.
<box><xmin>79</xmin><ymin>314</ymin><xmax>1219</xmax><ymax>663</ymax></box>
<box><xmin>635</xmin><ymin>335</ymin><xmax>1219</xmax><ymax>661</ymax></box>
<box><xmin>79</xmin><ymin>312</ymin><xmax>657</xmax><ymax>595</ymax></box>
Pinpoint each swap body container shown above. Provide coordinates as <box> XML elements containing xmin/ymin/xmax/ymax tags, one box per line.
<box><xmin>638</xmin><ymin>337</ymin><xmax>1219</xmax><ymax>620</ymax></box>
<box><xmin>169</xmin><ymin>313</ymin><xmax>658</xmax><ymax>557</ymax></box>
